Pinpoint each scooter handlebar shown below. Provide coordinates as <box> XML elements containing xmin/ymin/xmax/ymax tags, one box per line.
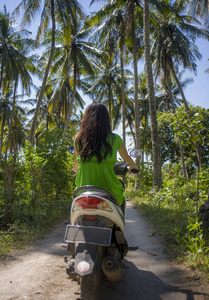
<box><xmin>114</xmin><ymin>162</ymin><xmax>128</xmax><ymax>175</ymax></box>
<box><xmin>130</xmin><ymin>168</ymin><xmax>139</xmax><ymax>174</ymax></box>
<box><xmin>114</xmin><ymin>162</ymin><xmax>139</xmax><ymax>175</ymax></box>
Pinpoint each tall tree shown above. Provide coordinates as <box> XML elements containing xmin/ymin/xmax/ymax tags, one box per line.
<box><xmin>129</xmin><ymin>0</ymin><xmax>141</xmax><ymax>151</ymax></box>
<box><xmin>14</xmin><ymin>0</ymin><xmax>84</xmax><ymax>143</ymax></box>
<box><xmin>0</xmin><ymin>8</ymin><xmax>36</xmax><ymax>154</ymax></box>
<box><xmin>88</xmin><ymin>5</ymin><xmax>128</xmax><ymax>143</ymax></box>
<box><xmin>84</xmin><ymin>57</ymin><xmax>123</xmax><ymax>117</ymax></box>
<box><xmin>85</xmin><ymin>3</ymin><xmax>136</xmax><ymax>143</ymax></box>
<box><xmin>143</xmin><ymin>0</ymin><xmax>162</xmax><ymax>189</ymax></box>
<box><xmin>59</xmin><ymin>20</ymin><xmax>102</xmax><ymax>135</ymax></box>
<box><xmin>137</xmin><ymin>73</ymin><xmax>151</xmax><ymax>162</ymax></box>
<box><xmin>89</xmin><ymin>0</ymin><xmax>143</xmax><ymax>149</ymax></box>
<box><xmin>151</xmin><ymin>0</ymin><xmax>209</xmax><ymax>169</ymax></box>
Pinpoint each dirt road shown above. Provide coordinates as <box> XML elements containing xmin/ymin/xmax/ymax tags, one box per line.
<box><xmin>0</xmin><ymin>201</ymin><xmax>209</xmax><ymax>300</ymax></box>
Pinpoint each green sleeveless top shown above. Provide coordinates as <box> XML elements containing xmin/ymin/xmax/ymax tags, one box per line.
<box><xmin>75</xmin><ymin>133</ymin><xmax>125</xmax><ymax>205</ymax></box>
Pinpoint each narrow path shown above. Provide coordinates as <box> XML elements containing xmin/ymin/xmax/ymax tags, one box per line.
<box><xmin>0</xmin><ymin>202</ymin><xmax>208</xmax><ymax>300</ymax></box>
<box><xmin>102</xmin><ymin>201</ymin><xmax>209</xmax><ymax>300</ymax></box>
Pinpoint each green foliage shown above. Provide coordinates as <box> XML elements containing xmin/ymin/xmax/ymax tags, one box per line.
<box><xmin>0</xmin><ymin>128</ymin><xmax>76</xmax><ymax>256</ymax></box>
<box><xmin>17</xmin><ymin>128</ymin><xmax>75</xmax><ymax>225</ymax></box>
<box><xmin>0</xmin><ymin>221</ymin><xmax>35</xmax><ymax>256</ymax></box>
<box><xmin>129</xmin><ymin>163</ymin><xmax>209</xmax><ymax>279</ymax></box>
<box><xmin>126</xmin><ymin>162</ymin><xmax>153</xmax><ymax>192</ymax></box>
<box><xmin>157</xmin><ymin>111</ymin><xmax>180</xmax><ymax>165</ymax></box>
<box><xmin>172</xmin><ymin>105</ymin><xmax>209</xmax><ymax>168</ymax></box>
<box><xmin>157</xmin><ymin>106</ymin><xmax>209</xmax><ymax>172</ymax></box>
<box><xmin>0</xmin><ymin>231</ymin><xmax>12</xmax><ymax>256</ymax></box>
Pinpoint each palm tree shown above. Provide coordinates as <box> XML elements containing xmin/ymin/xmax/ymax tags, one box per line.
<box><xmin>143</xmin><ymin>0</ymin><xmax>162</xmax><ymax>189</ymax></box>
<box><xmin>0</xmin><ymin>9</ymin><xmax>38</xmax><ymax>219</ymax></box>
<box><xmin>0</xmin><ymin>8</ymin><xmax>36</xmax><ymax>154</ymax></box>
<box><xmin>14</xmin><ymin>0</ymin><xmax>84</xmax><ymax>143</ymax></box>
<box><xmin>0</xmin><ymin>8</ymin><xmax>35</xmax><ymax>90</ymax></box>
<box><xmin>86</xmin><ymin>4</ymin><xmax>130</xmax><ymax>144</ymax></box>
<box><xmin>84</xmin><ymin>57</ymin><xmax>123</xmax><ymax>117</ymax></box>
<box><xmin>156</xmin><ymin>73</ymin><xmax>193</xmax><ymax>112</ymax></box>
<box><xmin>137</xmin><ymin>73</ymin><xmax>152</xmax><ymax>161</ymax></box>
<box><xmin>186</xmin><ymin>0</ymin><xmax>209</xmax><ymax>76</ymax></box>
<box><xmin>187</xmin><ymin>0</ymin><xmax>209</xmax><ymax>28</ymax></box>
<box><xmin>27</xmin><ymin>42</ymin><xmax>86</xmax><ymax>136</ymax></box>
<box><xmin>89</xmin><ymin>0</ymin><xmax>144</xmax><ymax>150</ymax></box>
<box><xmin>2</xmin><ymin>99</ymin><xmax>27</xmax><ymax>223</ymax></box>
<box><xmin>50</xmin><ymin>20</ymin><xmax>102</xmax><ymax>136</ymax></box>
<box><xmin>0</xmin><ymin>90</ymin><xmax>12</xmax><ymax>154</ymax></box>
<box><xmin>151</xmin><ymin>0</ymin><xmax>209</xmax><ymax>169</ymax></box>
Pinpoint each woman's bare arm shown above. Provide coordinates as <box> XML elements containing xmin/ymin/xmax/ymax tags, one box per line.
<box><xmin>72</xmin><ymin>148</ymin><xmax>79</xmax><ymax>173</ymax></box>
<box><xmin>118</xmin><ymin>143</ymin><xmax>139</xmax><ymax>174</ymax></box>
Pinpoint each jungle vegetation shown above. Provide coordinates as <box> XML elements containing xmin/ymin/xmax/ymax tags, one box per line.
<box><xmin>0</xmin><ymin>0</ymin><xmax>209</xmax><ymax>279</ymax></box>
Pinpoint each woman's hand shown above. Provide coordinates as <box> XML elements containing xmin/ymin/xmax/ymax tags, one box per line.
<box><xmin>128</xmin><ymin>163</ymin><xmax>139</xmax><ymax>174</ymax></box>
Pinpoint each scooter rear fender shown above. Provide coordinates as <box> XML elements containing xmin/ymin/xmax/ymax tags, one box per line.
<box><xmin>75</xmin><ymin>244</ymin><xmax>99</xmax><ymax>276</ymax></box>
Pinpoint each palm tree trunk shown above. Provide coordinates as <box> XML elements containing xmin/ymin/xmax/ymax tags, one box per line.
<box><xmin>3</xmin><ymin>137</ymin><xmax>18</xmax><ymax>224</ymax></box>
<box><xmin>0</xmin><ymin>103</ymin><xmax>6</xmax><ymax>155</ymax></box>
<box><xmin>65</xmin><ymin>87</ymin><xmax>69</xmax><ymax>125</ymax></box>
<box><xmin>126</xmin><ymin>112</ymin><xmax>136</xmax><ymax>146</ymax></box>
<box><xmin>3</xmin><ymin>79</ymin><xmax>18</xmax><ymax>221</ymax></box>
<box><xmin>0</xmin><ymin>60</ymin><xmax>4</xmax><ymax>90</ymax></box>
<box><xmin>108</xmin><ymin>84</ymin><xmax>112</xmax><ymax>116</ymax></box>
<box><xmin>120</xmin><ymin>46</ymin><xmax>126</xmax><ymax>145</ymax></box>
<box><xmin>143</xmin><ymin>0</ymin><xmax>162</xmax><ymax>189</ymax></box>
<box><xmin>63</xmin><ymin>63</ymin><xmax>77</xmax><ymax>136</ymax></box>
<box><xmin>167</xmin><ymin>77</ymin><xmax>187</xmax><ymax>178</ymax></box>
<box><xmin>170</xmin><ymin>63</ymin><xmax>190</xmax><ymax>112</ymax></box>
<box><xmin>5</xmin><ymin>78</ymin><xmax>18</xmax><ymax>161</ymax></box>
<box><xmin>29</xmin><ymin>0</ymin><xmax>55</xmax><ymax>143</ymax></box>
<box><xmin>130</xmin><ymin>0</ymin><xmax>140</xmax><ymax>150</ymax></box>
<box><xmin>170</xmin><ymin>62</ymin><xmax>203</xmax><ymax>169</ymax></box>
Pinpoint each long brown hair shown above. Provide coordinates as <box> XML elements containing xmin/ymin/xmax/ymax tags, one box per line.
<box><xmin>75</xmin><ymin>103</ymin><xmax>114</xmax><ymax>163</ymax></box>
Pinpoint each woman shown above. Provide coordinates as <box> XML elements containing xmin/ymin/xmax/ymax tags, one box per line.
<box><xmin>73</xmin><ymin>103</ymin><xmax>139</xmax><ymax>206</ymax></box>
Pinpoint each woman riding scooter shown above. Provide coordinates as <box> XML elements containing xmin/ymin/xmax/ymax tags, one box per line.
<box><xmin>73</xmin><ymin>102</ymin><xmax>139</xmax><ymax>210</ymax></box>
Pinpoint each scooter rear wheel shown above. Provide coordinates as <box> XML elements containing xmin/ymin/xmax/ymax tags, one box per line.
<box><xmin>80</xmin><ymin>270</ymin><xmax>101</xmax><ymax>300</ymax></box>
<box><xmin>80</xmin><ymin>247</ymin><xmax>103</xmax><ymax>300</ymax></box>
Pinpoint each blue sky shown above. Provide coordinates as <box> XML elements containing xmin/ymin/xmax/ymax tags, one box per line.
<box><xmin>1</xmin><ymin>0</ymin><xmax>209</xmax><ymax>110</ymax></box>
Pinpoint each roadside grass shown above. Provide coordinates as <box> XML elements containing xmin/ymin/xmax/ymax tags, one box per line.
<box><xmin>0</xmin><ymin>222</ymin><xmax>37</xmax><ymax>257</ymax></box>
<box><xmin>126</xmin><ymin>189</ymin><xmax>209</xmax><ymax>281</ymax></box>
<box><xmin>0</xmin><ymin>198</ymin><xmax>71</xmax><ymax>258</ymax></box>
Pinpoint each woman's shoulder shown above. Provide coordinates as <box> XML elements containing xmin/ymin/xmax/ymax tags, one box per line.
<box><xmin>112</xmin><ymin>133</ymin><xmax>122</xmax><ymax>139</ymax></box>
<box><xmin>109</xmin><ymin>133</ymin><xmax>123</xmax><ymax>148</ymax></box>
<box><xmin>73</xmin><ymin>132</ymin><xmax>79</xmax><ymax>147</ymax></box>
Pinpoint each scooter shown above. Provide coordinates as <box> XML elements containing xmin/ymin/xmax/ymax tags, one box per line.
<box><xmin>64</xmin><ymin>159</ymin><xmax>139</xmax><ymax>300</ymax></box>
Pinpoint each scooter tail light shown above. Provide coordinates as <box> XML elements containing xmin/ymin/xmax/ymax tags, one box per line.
<box><xmin>72</xmin><ymin>196</ymin><xmax>112</xmax><ymax>212</ymax></box>
<box><xmin>85</xmin><ymin>216</ymin><xmax>96</xmax><ymax>221</ymax></box>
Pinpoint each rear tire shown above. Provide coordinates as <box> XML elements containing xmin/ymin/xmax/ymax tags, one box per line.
<box><xmin>80</xmin><ymin>247</ymin><xmax>103</xmax><ymax>300</ymax></box>
<box><xmin>80</xmin><ymin>270</ymin><xmax>101</xmax><ymax>300</ymax></box>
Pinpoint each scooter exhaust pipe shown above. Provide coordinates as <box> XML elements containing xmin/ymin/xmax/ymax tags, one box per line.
<box><xmin>102</xmin><ymin>256</ymin><xmax>121</xmax><ymax>282</ymax></box>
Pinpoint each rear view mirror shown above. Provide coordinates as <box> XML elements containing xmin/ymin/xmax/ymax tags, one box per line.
<box><xmin>129</xmin><ymin>149</ymin><xmax>142</xmax><ymax>158</ymax></box>
<box><xmin>68</xmin><ymin>146</ymin><xmax>75</xmax><ymax>154</ymax></box>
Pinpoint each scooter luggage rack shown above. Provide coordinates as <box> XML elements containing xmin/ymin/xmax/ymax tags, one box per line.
<box><xmin>73</xmin><ymin>185</ymin><xmax>118</xmax><ymax>204</ymax></box>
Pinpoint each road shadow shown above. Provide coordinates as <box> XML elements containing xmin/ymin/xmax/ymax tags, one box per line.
<box><xmin>99</xmin><ymin>258</ymin><xmax>208</xmax><ymax>300</ymax></box>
